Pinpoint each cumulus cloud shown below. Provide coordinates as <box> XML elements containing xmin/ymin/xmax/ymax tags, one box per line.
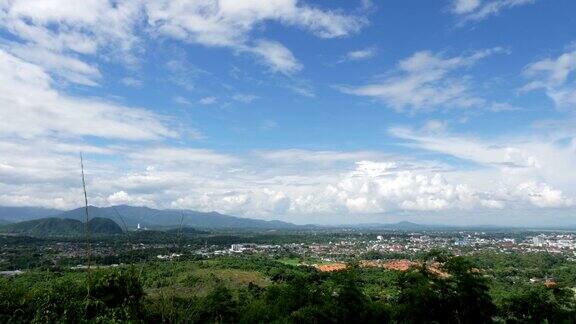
<box><xmin>317</xmin><ymin>160</ymin><xmax>574</xmax><ymax>213</ymax></box>
<box><xmin>316</xmin><ymin>161</ymin><xmax>493</xmax><ymax>213</ymax></box>
<box><xmin>339</xmin><ymin>48</ymin><xmax>507</xmax><ymax>112</ymax></box>
<box><xmin>173</xmin><ymin>189</ymin><xmax>292</xmax><ymax>216</ymax></box>
<box><xmin>107</xmin><ymin>191</ymin><xmax>153</xmax><ymax>206</ymax></box>
<box><xmin>0</xmin><ymin>136</ymin><xmax>574</xmax><ymax>218</ymax></box>
<box><xmin>140</xmin><ymin>160</ymin><xmax>496</xmax><ymax>217</ymax></box>
<box><xmin>514</xmin><ymin>181</ymin><xmax>573</xmax><ymax>208</ymax></box>
<box><xmin>388</xmin><ymin>126</ymin><xmax>576</xmax><ymax>207</ymax></box>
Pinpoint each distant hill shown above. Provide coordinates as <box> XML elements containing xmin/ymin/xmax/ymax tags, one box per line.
<box><xmin>0</xmin><ymin>217</ymin><xmax>122</xmax><ymax>237</ymax></box>
<box><xmin>87</xmin><ymin>217</ymin><xmax>124</xmax><ymax>235</ymax></box>
<box><xmin>55</xmin><ymin>205</ymin><xmax>298</xmax><ymax>230</ymax></box>
<box><xmin>0</xmin><ymin>205</ymin><xmax>297</xmax><ymax>230</ymax></box>
<box><xmin>0</xmin><ymin>206</ymin><xmax>61</xmax><ymax>223</ymax></box>
<box><xmin>385</xmin><ymin>221</ymin><xmax>427</xmax><ymax>231</ymax></box>
<box><xmin>354</xmin><ymin>221</ymin><xmax>427</xmax><ymax>231</ymax></box>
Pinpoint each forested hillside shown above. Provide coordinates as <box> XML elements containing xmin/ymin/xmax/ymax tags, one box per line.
<box><xmin>0</xmin><ymin>217</ymin><xmax>122</xmax><ymax>237</ymax></box>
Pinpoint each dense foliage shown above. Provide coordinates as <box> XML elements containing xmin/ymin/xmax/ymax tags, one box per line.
<box><xmin>1</xmin><ymin>254</ymin><xmax>575</xmax><ymax>323</ymax></box>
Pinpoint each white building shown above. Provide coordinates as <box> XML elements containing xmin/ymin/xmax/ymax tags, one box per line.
<box><xmin>532</xmin><ymin>236</ymin><xmax>545</xmax><ymax>247</ymax></box>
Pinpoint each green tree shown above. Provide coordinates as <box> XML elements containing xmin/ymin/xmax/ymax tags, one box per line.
<box><xmin>392</xmin><ymin>256</ymin><xmax>496</xmax><ymax>324</ymax></box>
<box><xmin>499</xmin><ymin>284</ymin><xmax>576</xmax><ymax>323</ymax></box>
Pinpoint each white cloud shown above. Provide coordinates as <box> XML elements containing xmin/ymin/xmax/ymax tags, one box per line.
<box><xmin>107</xmin><ymin>191</ymin><xmax>132</xmax><ymax>205</ymax></box>
<box><xmin>232</xmin><ymin>94</ymin><xmax>258</xmax><ymax>103</ymax></box>
<box><xmin>248</xmin><ymin>39</ymin><xmax>302</xmax><ymax>74</ymax></box>
<box><xmin>285</xmin><ymin>79</ymin><xmax>315</xmax><ymax>97</ymax></box>
<box><xmin>0</xmin><ymin>49</ymin><xmax>175</xmax><ymax>141</ymax></box>
<box><xmin>0</xmin><ymin>0</ymin><xmax>141</xmax><ymax>84</ymax></box>
<box><xmin>0</xmin><ymin>2</ymin><xmax>574</xmax><ymax>222</ymax></box>
<box><xmin>452</xmin><ymin>0</ymin><xmax>481</xmax><ymax>14</ymax></box>
<box><xmin>145</xmin><ymin>0</ymin><xmax>364</xmax><ymax>43</ymax></box>
<box><xmin>345</xmin><ymin>47</ymin><xmax>377</xmax><ymax>61</ymax></box>
<box><xmin>107</xmin><ymin>191</ymin><xmax>153</xmax><ymax>206</ymax></box>
<box><xmin>126</xmin><ymin>147</ymin><xmax>239</xmax><ymax>167</ymax></box>
<box><xmin>259</xmin><ymin>120</ymin><xmax>278</xmax><ymax>131</ymax></box>
<box><xmin>0</xmin><ymin>136</ymin><xmax>121</xmax><ymax>210</ymax></box>
<box><xmin>151</xmin><ymin>159</ymin><xmax>485</xmax><ymax>217</ymax></box>
<box><xmin>174</xmin><ymin>96</ymin><xmax>192</xmax><ymax>105</ymax></box>
<box><xmin>388</xmin><ymin>126</ymin><xmax>576</xmax><ymax>207</ymax></box>
<box><xmin>422</xmin><ymin>119</ymin><xmax>449</xmax><ymax>133</ymax></box>
<box><xmin>173</xmin><ymin>189</ymin><xmax>292</xmax><ymax>216</ymax></box>
<box><xmin>522</xmin><ymin>48</ymin><xmax>576</xmax><ymax>108</ymax></box>
<box><xmin>258</xmin><ymin>149</ymin><xmax>387</xmax><ymax>164</ymax></box>
<box><xmin>0</xmin><ymin>135</ymin><xmax>574</xmax><ymax>218</ymax></box>
<box><xmin>4</xmin><ymin>43</ymin><xmax>102</xmax><ymax>86</ymax></box>
<box><xmin>286</xmin><ymin>160</ymin><xmax>511</xmax><ymax>215</ymax></box>
<box><xmin>1</xmin><ymin>0</ymin><xmax>366</xmax><ymax>77</ymax></box>
<box><xmin>144</xmin><ymin>0</ymin><xmax>365</xmax><ymax>73</ymax></box>
<box><xmin>450</xmin><ymin>0</ymin><xmax>536</xmax><ymax>22</ymax></box>
<box><xmin>339</xmin><ymin>48</ymin><xmax>506</xmax><ymax>112</ymax></box>
<box><xmin>515</xmin><ymin>181</ymin><xmax>573</xmax><ymax>208</ymax></box>
<box><xmin>198</xmin><ymin>96</ymin><xmax>217</xmax><ymax>105</ymax></box>
<box><xmin>120</xmin><ymin>77</ymin><xmax>143</xmax><ymax>87</ymax></box>
<box><xmin>0</xmin><ymin>139</ymin><xmax>99</xmax><ymax>185</ymax></box>
<box><xmin>389</xmin><ymin>126</ymin><xmax>527</xmax><ymax>166</ymax></box>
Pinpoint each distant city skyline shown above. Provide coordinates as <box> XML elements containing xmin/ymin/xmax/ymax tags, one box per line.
<box><xmin>0</xmin><ymin>0</ymin><xmax>575</xmax><ymax>225</ymax></box>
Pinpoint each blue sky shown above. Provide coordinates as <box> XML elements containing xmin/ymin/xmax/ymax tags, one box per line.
<box><xmin>0</xmin><ymin>0</ymin><xmax>575</xmax><ymax>225</ymax></box>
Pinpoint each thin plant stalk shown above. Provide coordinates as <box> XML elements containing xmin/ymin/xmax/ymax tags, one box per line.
<box><xmin>112</xmin><ymin>207</ymin><xmax>133</xmax><ymax>265</ymax></box>
<box><xmin>80</xmin><ymin>153</ymin><xmax>92</xmax><ymax>301</ymax></box>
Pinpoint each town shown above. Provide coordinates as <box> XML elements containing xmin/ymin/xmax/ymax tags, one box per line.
<box><xmin>3</xmin><ymin>229</ymin><xmax>576</xmax><ymax>273</ymax></box>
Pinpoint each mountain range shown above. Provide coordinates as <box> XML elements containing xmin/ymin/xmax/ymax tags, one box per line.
<box><xmin>1</xmin><ymin>205</ymin><xmax>574</xmax><ymax>232</ymax></box>
<box><xmin>0</xmin><ymin>206</ymin><xmax>60</xmax><ymax>223</ymax></box>
<box><xmin>0</xmin><ymin>205</ymin><xmax>297</xmax><ymax>230</ymax></box>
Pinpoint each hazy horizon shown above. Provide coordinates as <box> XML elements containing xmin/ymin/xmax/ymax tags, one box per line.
<box><xmin>2</xmin><ymin>204</ymin><xmax>576</xmax><ymax>228</ymax></box>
